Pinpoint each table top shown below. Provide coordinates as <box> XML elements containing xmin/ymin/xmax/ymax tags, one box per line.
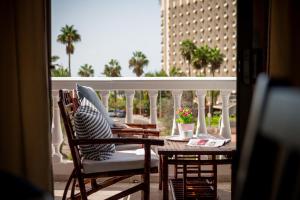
<box><xmin>157</xmin><ymin>138</ymin><xmax>236</xmax><ymax>155</ymax></box>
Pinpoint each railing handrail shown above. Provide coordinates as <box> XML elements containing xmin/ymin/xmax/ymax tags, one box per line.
<box><xmin>51</xmin><ymin>77</ymin><xmax>236</xmax><ymax>91</ymax></box>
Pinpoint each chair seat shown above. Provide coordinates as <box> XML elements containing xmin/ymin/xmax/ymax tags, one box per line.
<box><xmin>82</xmin><ymin>149</ymin><xmax>159</xmax><ymax>173</ymax></box>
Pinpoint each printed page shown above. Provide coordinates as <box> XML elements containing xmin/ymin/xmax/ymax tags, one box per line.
<box><xmin>187</xmin><ymin>134</ymin><xmax>230</xmax><ymax>147</ymax></box>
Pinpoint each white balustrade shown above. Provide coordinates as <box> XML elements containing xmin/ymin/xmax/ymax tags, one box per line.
<box><xmin>125</xmin><ymin>90</ymin><xmax>135</xmax><ymax>123</ymax></box>
<box><xmin>148</xmin><ymin>90</ymin><xmax>158</xmax><ymax>124</ymax></box>
<box><xmin>196</xmin><ymin>90</ymin><xmax>207</xmax><ymax>135</ymax></box>
<box><xmin>99</xmin><ymin>90</ymin><xmax>109</xmax><ymax>111</ymax></box>
<box><xmin>51</xmin><ymin>91</ymin><xmax>63</xmax><ymax>163</ymax></box>
<box><xmin>220</xmin><ymin>90</ymin><xmax>232</xmax><ymax>139</ymax></box>
<box><xmin>171</xmin><ymin>90</ymin><xmax>183</xmax><ymax>135</ymax></box>
<box><xmin>51</xmin><ymin>77</ymin><xmax>236</xmax><ymax>178</ymax></box>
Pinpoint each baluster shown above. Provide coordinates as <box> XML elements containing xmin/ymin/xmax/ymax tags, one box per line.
<box><xmin>52</xmin><ymin>91</ymin><xmax>63</xmax><ymax>163</ymax></box>
<box><xmin>99</xmin><ymin>90</ymin><xmax>110</xmax><ymax>111</ymax></box>
<box><xmin>196</xmin><ymin>90</ymin><xmax>207</xmax><ymax>135</ymax></box>
<box><xmin>171</xmin><ymin>90</ymin><xmax>183</xmax><ymax>135</ymax></box>
<box><xmin>220</xmin><ymin>90</ymin><xmax>232</xmax><ymax>139</ymax></box>
<box><xmin>125</xmin><ymin>90</ymin><xmax>135</xmax><ymax>123</ymax></box>
<box><xmin>148</xmin><ymin>90</ymin><xmax>158</xmax><ymax>124</ymax></box>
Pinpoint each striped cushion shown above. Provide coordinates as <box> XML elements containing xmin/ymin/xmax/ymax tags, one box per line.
<box><xmin>74</xmin><ymin>98</ymin><xmax>115</xmax><ymax>161</ymax></box>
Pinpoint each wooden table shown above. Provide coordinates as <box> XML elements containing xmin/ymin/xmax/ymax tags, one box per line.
<box><xmin>157</xmin><ymin>139</ymin><xmax>236</xmax><ymax>200</ymax></box>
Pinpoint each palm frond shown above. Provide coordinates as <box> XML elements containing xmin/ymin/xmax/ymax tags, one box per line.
<box><xmin>128</xmin><ymin>51</ymin><xmax>149</xmax><ymax>77</ymax></box>
<box><xmin>78</xmin><ymin>64</ymin><xmax>94</xmax><ymax>77</ymax></box>
<box><xmin>103</xmin><ymin>59</ymin><xmax>122</xmax><ymax>77</ymax></box>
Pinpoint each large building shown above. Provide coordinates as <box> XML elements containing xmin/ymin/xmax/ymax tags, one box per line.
<box><xmin>161</xmin><ymin>0</ymin><xmax>237</xmax><ymax>76</ymax></box>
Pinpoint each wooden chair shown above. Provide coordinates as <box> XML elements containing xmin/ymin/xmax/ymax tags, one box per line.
<box><xmin>235</xmin><ymin>74</ymin><xmax>300</xmax><ymax>200</ymax></box>
<box><xmin>58</xmin><ymin>89</ymin><xmax>164</xmax><ymax>200</ymax></box>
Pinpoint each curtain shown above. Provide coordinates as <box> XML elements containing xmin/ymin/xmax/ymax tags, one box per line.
<box><xmin>0</xmin><ymin>0</ymin><xmax>52</xmax><ymax>193</ymax></box>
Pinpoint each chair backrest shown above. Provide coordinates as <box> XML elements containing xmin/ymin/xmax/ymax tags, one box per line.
<box><xmin>58</xmin><ymin>89</ymin><xmax>83</xmax><ymax>170</ymax></box>
<box><xmin>235</xmin><ymin>75</ymin><xmax>300</xmax><ymax>200</ymax></box>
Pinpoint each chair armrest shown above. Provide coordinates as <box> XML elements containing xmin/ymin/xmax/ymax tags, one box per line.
<box><xmin>125</xmin><ymin>123</ymin><xmax>157</xmax><ymax>129</ymax></box>
<box><xmin>111</xmin><ymin>128</ymin><xmax>160</xmax><ymax>137</ymax></box>
<box><xmin>72</xmin><ymin>137</ymin><xmax>164</xmax><ymax>146</ymax></box>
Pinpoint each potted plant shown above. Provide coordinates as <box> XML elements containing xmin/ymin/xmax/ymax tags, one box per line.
<box><xmin>176</xmin><ymin>107</ymin><xmax>195</xmax><ymax>139</ymax></box>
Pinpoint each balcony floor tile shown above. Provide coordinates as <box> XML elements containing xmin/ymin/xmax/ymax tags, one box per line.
<box><xmin>54</xmin><ymin>181</ymin><xmax>231</xmax><ymax>200</ymax></box>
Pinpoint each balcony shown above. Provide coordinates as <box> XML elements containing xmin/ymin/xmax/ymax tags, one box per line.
<box><xmin>51</xmin><ymin>76</ymin><xmax>236</xmax><ymax>176</ymax></box>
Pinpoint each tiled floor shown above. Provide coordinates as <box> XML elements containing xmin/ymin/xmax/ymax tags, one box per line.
<box><xmin>54</xmin><ymin>181</ymin><xmax>231</xmax><ymax>200</ymax></box>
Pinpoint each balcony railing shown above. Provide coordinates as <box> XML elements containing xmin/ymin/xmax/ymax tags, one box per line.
<box><xmin>51</xmin><ymin>77</ymin><xmax>236</xmax><ymax>178</ymax></box>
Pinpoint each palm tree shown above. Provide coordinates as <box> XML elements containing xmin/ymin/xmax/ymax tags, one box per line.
<box><xmin>128</xmin><ymin>51</ymin><xmax>149</xmax><ymax>77</ymax></box>
<box><xmin>78</xmin><ymin>64</ymin><xmax>94</xmax><ymax>77</ymax></box>
<box><xmin>51</xmin><ymin>66</ymin><xmax>69</xmax><ymax>77</ymax></box>
<box><xmin>103</xmin><ymin>59</ymin><xmax>121</xmax><ymax>77</ymax></box>
<box><xmin>192</xmin><ymin>45</ymin><xmax>210</xmax><ymax>75</ymax></box>
<box><xmin>156</xmin><ymin>69</ymin><xmax>168</xmax><ymax>77</ymax></box>
<box><xmin>57</xmin><ymin>25</ymin><xmax>81</xmax><ymax>76</ymax></box>
<box><xmin>51</xmin><ymin>55</ymin><xmax>60</xmax><ymax>63</ymax></box>
<box><xmin>129</xmin><ymin>51</ymin><xmax>149</xmax><ymax>115</ymax></box>
<box><xmin>103</xmin><ymin>59</ymin><xmax>122</xmax><ymax>115</ymax></box>
<box><xmin>179</xmin><ymin>39</ymin><xmax>196</xmax><ymax>76</ymax></box>
<box><xmin>50</xmin><ymin>55</ymin><xmax>70</xmax><ymax>76</ymax></box>
<box><xmin>208</xmin><ymin>47</ymin><xmax>225</xmax><ymax>76</ymax></box>
<box><xmin>50</xmin><ymin>55</ymin><xmax>60</xmax><ymax>70</ymax></box>
<box><xmin>145</xmin><ymin>69</ymin><xmax>168</xmax><ymax>77</ymax></box>
<box><xmin>169</xmin><ymin>66</ymin><xmax>186</xmax><ymax>77</ymax></box>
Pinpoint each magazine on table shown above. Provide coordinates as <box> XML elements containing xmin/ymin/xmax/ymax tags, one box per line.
<box><xmin>187</xmin><ymin>134</ymin><xmax>230</xmax><ymax>147</ymax></box>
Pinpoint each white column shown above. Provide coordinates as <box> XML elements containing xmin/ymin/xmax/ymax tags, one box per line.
<box><xmin>125</xmin><ymin>90</ymin><xmax>135</xmax><ymax>123</ymax></box>
<box><xmin>171</xmin><ymin>90</ymin><xmax>183</xmax><ymax>136</ymax></box>
<box><xmin>100</xmin><ymin>90</ymin><xmax>110</xmax><ymax>112</ymax></box>
<box><xmin>196</xmin><ymin>90</ymin><xmax>207</xmax><ymax>135</ymax></box>
<box><xmin>220</xmin><ymin>90</ymin><xmax>232</xmax><ymax>139</ymax></box>
<box><xmin>52</xmin><ymin>91</ymin><xmax>63</xmax><ymax>163</ymax></box>
<box><xmin>148</xmin><ymin>90</ymin><xmax>158</xmax><ymax>124</ymax></box>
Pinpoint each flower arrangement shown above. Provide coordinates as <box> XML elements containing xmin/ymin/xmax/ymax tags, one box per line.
<box><xmin>176</xmin><ymin>107</ymin><xmax>194</xmax><ymax>124</ymax></box>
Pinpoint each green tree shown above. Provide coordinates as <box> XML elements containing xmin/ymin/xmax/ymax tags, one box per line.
<box><xmin>156</xmin><ymin>69</ymin><xmax>168</xmax><ymax>77</ymax></box>
<box><xmin>145</xmin><ymin>69</ymin><xmax>168</xmax><ymax>77</ymax></box>
<box><xmin>103</xmin><ymin>59</ymin><xmax>122</xmax><ymax>115</ymax></box>
<box><xmin>179</xmin><ymin>39</ymin><xmax>196</xmax><ymax>76</ymax></box>
<box><xmin>50</xmin><ymin>55</ymin><xmax>70</xmax><ymax>77</ymax></box>
<box><xmin>51</xmin><ymin>55</ymin><xmax>60</xmax><ymax>64</ymax></box>
<box><xmin>51</xmin><ymin>55</ymin><xmax>60</xmax><ymax>70</ymax></box>
<box><xmin>192</xmin><ymin>45</ymin><xmax>210</xmax><ymax>75</ymax></box>
<box><xmin>103</xmin><ymin>59</ymin><xmax>122</xmax><ymax>77</ymax></box>
<box><xmin>57</xmin><ymin>25</ymin><xmax>81</xmax><ymax>76</ymax></box>
<box><xmin>128</xmin><ymin>51</ymin><xmax>149</xmax><ymax>77</ymax></box>
<box><xmin>208</xmin><ymin>47</ymin><xmax>225</xmax><ymax>77</ymax></box>
<box><xmin>78</xmin><ymin>64</ymin><xmax>94</xmax><ymax>77</ymax></box>
<box><xmin>169</xmin><ymin>66</ymin><xmax>186</xmax><ymax>77</ymax></box>
<box><xmin>51</xmin><ymin>66</ymin><xmax>69</xmax><ymax>77</ymax></box>
<box><xmin>144</xmin><ymin>72</ymin><xmax>155</xmax><ymax>77</ymax></box>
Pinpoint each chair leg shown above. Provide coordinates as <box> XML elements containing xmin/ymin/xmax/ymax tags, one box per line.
<box><xmin>141</xmin><ymin>173</ymin><xmax>150</xmax><ymax>200</ymax></box>
<box><xmin>77</xmin><ymin>177</ymin><xmax>88</xmax><ymax>200</ymax></box>
<box><xmin>62</xmin><ymin>169</ymin><xmax>75</xmax><ymax>200</ymax></box>
<box><xmin>159</xmin><ymin>155</ymin><xmax>162</xmax><ymax>190</ymax></box>
<box><xmin>70</xmin><ymin>177</ymin><xmax>77</xmax><ymax>199</ymax></box>
<box><xmin>142</xmin><ymin>144</ymin><xmax>151</xmax><ymax>200</ymax></box>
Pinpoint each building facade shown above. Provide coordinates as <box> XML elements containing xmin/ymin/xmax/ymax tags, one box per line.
<box><xmin>161</xmin><ymin>0</ymin><xmax>237</xmax><ymax>76</ymax></box>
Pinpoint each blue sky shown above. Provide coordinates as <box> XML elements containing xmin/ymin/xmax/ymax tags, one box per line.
<box><xmin>51</xmin><ymin>0</ymin><xmax>161</xmax><ymax>77</ymax></box>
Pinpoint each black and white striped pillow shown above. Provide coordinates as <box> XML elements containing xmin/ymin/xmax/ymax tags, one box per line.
<box><xmin>74</xmin><ymin>98</ymin><xmax>115</xmax><ymax>161</ymax></box>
